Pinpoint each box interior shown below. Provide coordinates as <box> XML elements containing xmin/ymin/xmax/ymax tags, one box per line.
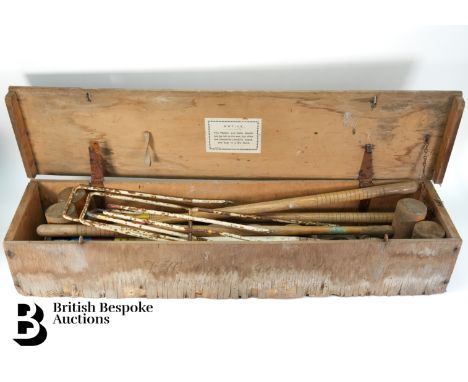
<box><xmin>5</xmin><ymin>178</ymin><xmax>457</xmax><ymax>242</ymax></box>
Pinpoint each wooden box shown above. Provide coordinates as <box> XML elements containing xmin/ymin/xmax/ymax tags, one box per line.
<box><xmin>3</xmin><ymin>87</ymin><xmax>464</xmax><ymax>298</ymax></box>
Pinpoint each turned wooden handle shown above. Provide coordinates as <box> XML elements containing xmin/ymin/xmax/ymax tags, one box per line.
<box><xmin>151</xmin><ymin>181</ymin><xmax>418</xmax><ymax>224</ymax></box>
<box><xmin>45</xmin><ymin>202</ymin><xmax>77</xmax><ymax>224</ymax></box>
<box><xmin>37</xmin><ymin>224</ymin><xmax>123</xmax><ymax>237</ymax></box>
<box><xmin>201</xmin><ymin>224</ymin><xmax>393</xmax><ymax>237</ymax></box>
<box><xmin>261</xmin><ymin>212</ymin><xmax>394</xmax><ymax>224</ymax></box>
<box><xmin>37</xmin><ymin>223</ymin><xmax>392</xmax><ymax>238</ymax></box>
<box><xmin>218</xmin><ymin>181</ymin><xmax>419</xmax><ymax>215</ymax></box>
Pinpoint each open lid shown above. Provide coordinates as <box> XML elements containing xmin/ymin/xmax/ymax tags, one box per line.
<box><xmin>6</xmin><ymin>86</ymin><xmax>464</xmax><ymax>183</ymax></box>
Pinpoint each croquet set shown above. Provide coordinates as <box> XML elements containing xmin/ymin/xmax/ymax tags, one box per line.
<box><xmin>3</xmin><ymin>87</ymin><xmax>464</xmax><ymax>297</ymax></box>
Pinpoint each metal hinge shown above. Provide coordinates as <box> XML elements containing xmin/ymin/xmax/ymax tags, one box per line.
<box><xmin>358</xmin><ymin>143</ymin><xmax>374</xmax><ymax>211</ymax></box>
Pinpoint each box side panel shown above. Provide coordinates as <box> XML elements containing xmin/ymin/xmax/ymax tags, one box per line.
<box><xmin>4</xmin><ymin>181</ymin><xmax>44</xmax><ymax>241</ymax></box>
<box><xmin>433</xmin><ymin>95</ymin><xmax>465</xmax><ymax>184</ymax></box>
<box><xmin>4</xmin><ymin>239</ymin><xmax>460</xmax><ymax>298</ymax></box>
<box><xmin>423</xmin><ymin>181</ymin><xmax>461</xmax><ymax>239</ymax></box>
<box><xmin>5</xmin><ymin>90</ymin><xmax>38</xmax><ymax>178</ymax></box>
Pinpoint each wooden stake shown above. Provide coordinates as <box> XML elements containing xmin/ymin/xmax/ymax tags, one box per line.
<box><xmin>200</xmin><ymin>224</ymin><xmax>393</xmax><ymax>237</ymax></box>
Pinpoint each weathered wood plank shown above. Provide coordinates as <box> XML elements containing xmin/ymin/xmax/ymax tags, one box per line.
<box><xmin>5</xmin><ymin>90</ymin><xmax>38</xmax><ymax>178</ymax></box>
<box><xmin>4</xmin><ymin>181</ymin><xmax>44</xmax><ymax>241</ymax></box>
<box><xmin>433</xmin><ymin>95</ymin><xmax>465</xmax><ymax>183</ymax></box>
<box><xmin>423</xmin><ymin>181</ymin><xmax>461</xmax><ymax>239</ymax></box>
<box><xmin>4</xmin><ymin>238</ymin><xmax>460</xmax><ymax>298</ymax></box>
<box><xmin>10</xmin><ymin>87</ymin><xmax>461</xmax><ymax>180</ymax></box>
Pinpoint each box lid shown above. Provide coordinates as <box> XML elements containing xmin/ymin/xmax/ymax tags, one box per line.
<box><xmin>5</xmin><ymin>86</ymin><xmax>464</xmax><ymax>183</ymax></box>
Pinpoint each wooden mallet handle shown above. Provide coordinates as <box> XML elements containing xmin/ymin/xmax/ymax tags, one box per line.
<box><xmin>261</xmin><ymin>212</ymin><xmax>394</xmax><ymax>224</ymax></box>
<box><xmin>37</xmin><ymin>224</ymin><xmax>123</xmax><ymax>237</ymax></box>
<box><xmin>218</xmin><ymin>181</ymin><xmax>419</xmax><ymax>215</ymax></box>
<box><xmin>199</xmin><ymin>224</ymin><xmax>393</xmax><ymax>237</ymax></box>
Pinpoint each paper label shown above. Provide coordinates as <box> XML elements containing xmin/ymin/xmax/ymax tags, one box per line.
<box><xmin>205</xmin><ymin>118</ymin><xmax>262</xmax><ymax>153</ymax></box>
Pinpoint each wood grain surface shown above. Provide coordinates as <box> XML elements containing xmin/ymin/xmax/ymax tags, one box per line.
<box><xmin>7</xmin><ymin>87</ymin><xmax>462</xmax><ymax>181</ymax></box>
<box><xmin>4</xmin><ymin>238</ymin><xmax>460</xmax><ymax>298</ymax></box>
<box><xmin>433</xmin><ymin>95</ymin><xmax>465</xmax><ymax>183</ymax></box>
<box><xmin>5</xmin><ymin>91</ymin><xmax>38</xmax><ymax>177</ymax></box>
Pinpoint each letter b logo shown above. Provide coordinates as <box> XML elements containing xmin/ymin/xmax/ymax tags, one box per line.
<box><xmin>14</xmin><ymin>303</ymin><xmax>47</xmax><ymax>346</ymax></box>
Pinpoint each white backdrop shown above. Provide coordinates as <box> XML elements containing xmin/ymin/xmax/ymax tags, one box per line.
<box><xmin>1</xmin><ymin>3</ymin><xmax>467</xmax><ymax>381</ymax></box>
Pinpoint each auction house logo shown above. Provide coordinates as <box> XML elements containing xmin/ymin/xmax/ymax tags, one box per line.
<box><xmin>13</xmin><ymin>303</ymin><xmax>47</xmax><ymax>346</ymax></box>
